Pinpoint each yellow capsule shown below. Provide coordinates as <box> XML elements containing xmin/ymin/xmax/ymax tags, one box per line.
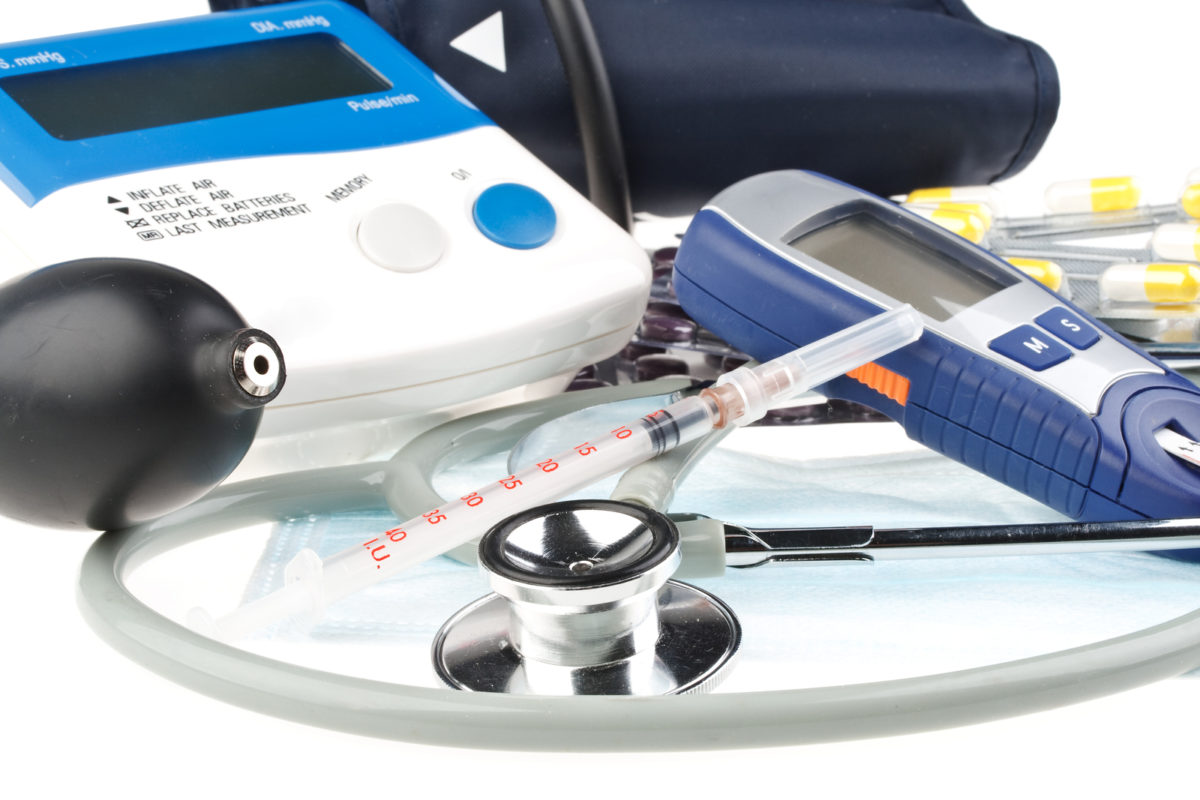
<box><xmin>903</xmin><ymin>201</ymin><xmax>994</xmax><ymax>232</ymax></box>
<box><xmin>1005</xmin><ymin>257</ymin><xmax>1064</xmax><ymax>293</ymax></box>
<box><xmin>907</xmin><ymin>205</ymin><xmax>988</xmax><ymax>244</ymax></box>
<box><xmin>1152</xmin><ymin>223</ymin><xmax>1200</xmax><ymax>262</ymax></box>
<box><xmin>916</xmin><ymin>201</ymin><xmax>993</xmax><ymax>230</ymax></box>
<box><xmin>1044</xmin><ymin>176</ymin><xmax>1142</xmax><ymax>214</ymax></box>
<box><xmin>935</xmin><ymin>201</ymin><xmax>994</xmax><ymax>230</ymax></box>
<box><xmin>905</xmin><ymin>185</ymin><xmax>1003</xmax><ymax>215</ymax></box>
<box><xmin>1180</xmin><ymin>184</ymin><xmax>1200</xmax><ymax>219</ymax></box>
<box><xmin>1100</xmin><ymin>262</ymin><xmax>1200</xmax><ymax>304</ymax></box>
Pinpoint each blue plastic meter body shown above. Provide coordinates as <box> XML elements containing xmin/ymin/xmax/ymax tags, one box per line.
<box><xmin>673</xmin><ymin>171</ymin><xmax>1200</xmax><ymax>521</ymax></box>
<box><xmin>0</xmin><ymin>0</ymin><xmax>490</xmax><ymax>205</ymax></box>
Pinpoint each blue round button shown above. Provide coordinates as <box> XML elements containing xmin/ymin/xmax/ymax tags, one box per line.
<box><xmin>472</xmin><ymin>183</ymin><xmax>557</xmax><ymax>249</ymax></box>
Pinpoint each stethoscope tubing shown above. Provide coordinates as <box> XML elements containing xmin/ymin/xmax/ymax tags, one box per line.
<box><xmin>77</xmin><ymin>459</ymin><xmax>1200</xmax><ymax>751</ymax></box>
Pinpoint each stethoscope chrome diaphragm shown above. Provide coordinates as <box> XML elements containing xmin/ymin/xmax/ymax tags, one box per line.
<box><xmin>432</xmin><ymin>500</ymin><xmax>741</xmax><ymax>696</ymax></box>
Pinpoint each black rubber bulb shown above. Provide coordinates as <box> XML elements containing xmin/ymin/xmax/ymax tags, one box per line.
<box><xmin>0</xmin><ymin>258</ymin><xmax>286</xmax><ymax>529</ymax></box>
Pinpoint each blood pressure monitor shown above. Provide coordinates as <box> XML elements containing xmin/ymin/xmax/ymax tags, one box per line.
<box><xmin>0</xmin><ymin>1</ymin><xmax>649</xmax><ymax>464</ymax></box>
<box><xmin>674</xmin><ymin>170</ymin><xmax>1200</xmax><ymax>521</ymax></box>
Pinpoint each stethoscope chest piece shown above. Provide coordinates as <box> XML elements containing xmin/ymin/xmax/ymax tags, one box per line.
<box><xmin>432</xmin><ymin>499</ymin><xmax>741</xmax><ymax>696</ymax></box>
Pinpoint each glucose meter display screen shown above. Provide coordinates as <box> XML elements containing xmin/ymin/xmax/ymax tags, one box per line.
<box><xmin>789</xmin><ymin>211</ymin><xmax>1017</xmax><ymax>321</ymax></box>
<box><xmin>0</xmin><ymin>33</ymin><xmax>391</xmax><ymax>140</ymax></box>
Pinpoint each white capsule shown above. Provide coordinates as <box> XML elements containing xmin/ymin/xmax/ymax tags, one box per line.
<box><xmin>1152</xmin><ymin>223</ymin><xmax>1200</xmax><ymax>262</ymax></box>
<box><xmin>1100</xmin><ymin>261</ymin><xmax>1200</xmax><ymax>304</ymax></box>
<box><xmin>1044</xmin><ymin>176</ymin><xmax>1142</xmax><ymax>214</ymax></box>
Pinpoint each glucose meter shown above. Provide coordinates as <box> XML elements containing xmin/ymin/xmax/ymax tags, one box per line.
<box><xmin>673</xmin><ymin>170</ymin><xmax>1200</xmax><ymax>521</ymax></box>
<box><xmin>0</xmin><ymin>1</ymin><xmax>649</xmax><ymax>462</ymax></box>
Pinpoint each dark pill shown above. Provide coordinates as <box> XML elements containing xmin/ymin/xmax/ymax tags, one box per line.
<box><xmin>651</xmin><ymin>247</ymin><xmax>678</xmax><ymax>271</ymax></box>
<box><xmin>635</xmin><ymin>354</ymin><xmax>691</xmax><ymax>382</ymax></box>
<box><xmin>646</xmin><ymin>301</ymin><xmax>691</xmax><ymax>319</ymax></box>
<box><xmin>567</xmin><ymin>377</ymin><xmax>612</xmax><ymax>392</ymax></box>
<box><xmin>620</xmin><ymin>341</ymin><xmax>666</xmax><ymax>361</ymax></box>
<box><xmin>704</xmin><ymin>351</ymin><xmax>748</xmax><ymax>372</ymax></box>
<box><xmin>638</xmin><ymin>312</ymin><xmax>697</xmax><ymax>344</ymax></box>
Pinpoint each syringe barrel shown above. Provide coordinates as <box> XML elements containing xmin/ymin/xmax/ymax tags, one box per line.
<box><xmin>714</xmin><ymin>305</ymin><xmax>922</xmax><ymax>425</ymax></box>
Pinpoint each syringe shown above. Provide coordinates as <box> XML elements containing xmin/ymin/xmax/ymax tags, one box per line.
<box><xmin>193</xmin><ymin>305</ymin><xmax>923</xmax><ymax>640</ymax></box>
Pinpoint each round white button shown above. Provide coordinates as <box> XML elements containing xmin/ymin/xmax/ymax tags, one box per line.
<box><xmin>356</xmin><ymin>203</ymin><xmax>447</xmax><ymax>272</ymax></box>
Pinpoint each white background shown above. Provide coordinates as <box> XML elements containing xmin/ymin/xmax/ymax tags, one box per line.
<box><xmin>3</xmin><ymin>1</ymin><xmax>1199</xmax><ymax>797</ymax></box>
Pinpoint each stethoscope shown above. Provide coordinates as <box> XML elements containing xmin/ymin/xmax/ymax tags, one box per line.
<box><xmin>78</xmin><ymin>378</ymin><xmax>1200</xmax><ymax>751</ymax></box>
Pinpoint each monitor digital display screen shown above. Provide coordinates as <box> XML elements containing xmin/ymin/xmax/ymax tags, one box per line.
<box><xmin>0</xmin><ymin>33</ymin><xmax>391</xmax><ymax>140</ymax></box>
<box><xmin>788</xmin><ymin>211</ymin><xmax>1017</xmax><ymax>321</ymax></box>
